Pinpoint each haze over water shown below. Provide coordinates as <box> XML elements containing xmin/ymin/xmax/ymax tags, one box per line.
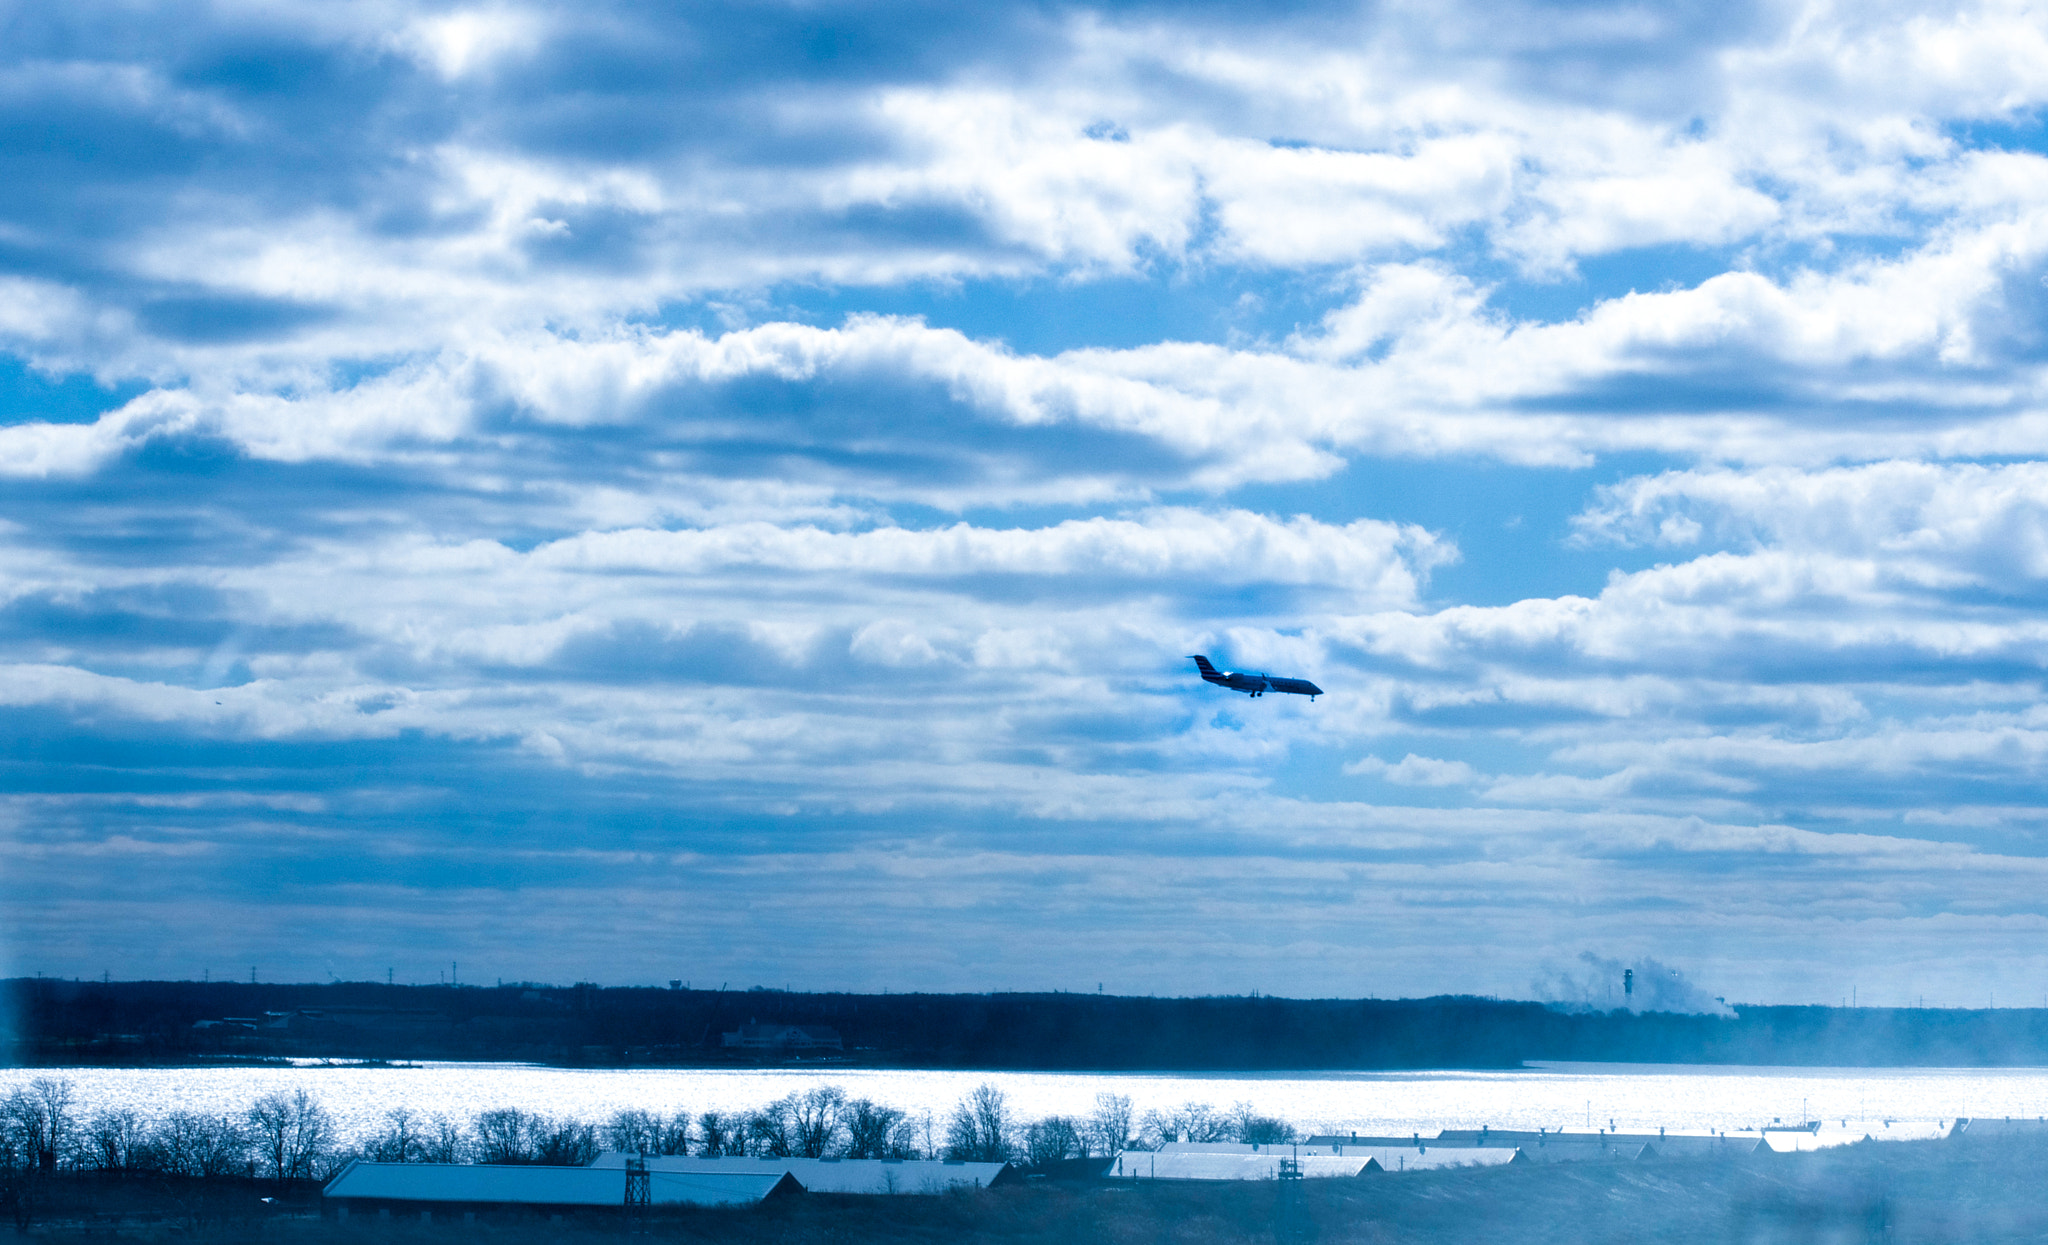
<box><xmin>7</xmin><ymin>1063</ymin><xmax>2041</xmax><ymax>1148</ymax></box>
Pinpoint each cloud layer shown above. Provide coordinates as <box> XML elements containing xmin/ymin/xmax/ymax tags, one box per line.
<box><xmin>3</xmin><ymin>0</ymin><xmax>2048</xmax><ymax>1005</ymax></box>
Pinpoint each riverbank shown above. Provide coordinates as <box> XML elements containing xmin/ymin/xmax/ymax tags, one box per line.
<box><xmin>16</xmin><ymin>1136</ymin><xmax>2048</xmax><ymax>1244</ymax></box>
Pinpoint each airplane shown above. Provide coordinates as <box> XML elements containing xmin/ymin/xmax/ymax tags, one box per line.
<box><xmin>1187</xmin><ymin>655</ymin><xmax>1322</xmax><ymax>700</ymax></box>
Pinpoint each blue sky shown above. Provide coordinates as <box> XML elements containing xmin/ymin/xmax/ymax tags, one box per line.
<box><xmin>4</xmin><ymin>0</ymin><xmax>2048</xmax><ymax>1007</ymax></box>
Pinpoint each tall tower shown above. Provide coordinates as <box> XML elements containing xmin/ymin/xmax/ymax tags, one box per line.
<box><xmin>624</xmin><ymin>1156</ymin><xmax>650</xmax><ymax>1214</ymax></box>
<box><xmin>1624</xmin><ymin>968</ymin><xmax>1634</xmax><ymax>1007</ymax></box>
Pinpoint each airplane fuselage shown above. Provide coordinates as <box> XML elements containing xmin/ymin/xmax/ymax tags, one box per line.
<box><xmin>1187</xmin><ymin>655</ymin><xmax>1321</xmax><ymax>699</ymax></box>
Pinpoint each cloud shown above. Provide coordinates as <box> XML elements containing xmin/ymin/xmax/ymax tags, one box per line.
<box><xmin>22</xmin><ymin>221</ymin><xmax>2048</xmax><ymax>499</ymax></box>
<box><xmin>529</xmin><ymin>510</ymin><xmax>1451</xmax><ymax>598</ymax></box>
<box><xmin>7</xmin><ymin>0</ymin><xmax>2048</xmax><ymax>1005</ymax></box>
<box><xmin>397</xmin><ymin>6</ymin><xmax>548</xmax><ymax>80</ymax></box>
<box><xmin>1344</xmin><ymin>753</ymin><xmax>1481</xmax><ymax>786</ymax></box>
<box><xmin>11</xmin><ymin>0</ymin><xmax>2048</xmax><ymax>483</ymax></box>
<box><xmin>1574</xmin><ymin>461</ymin><xmax>2048</xmax><ymax>581</ymax></box>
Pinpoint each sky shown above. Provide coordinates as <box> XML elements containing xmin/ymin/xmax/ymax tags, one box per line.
<box><xmin>4</xmin><ymin>0</ymin><xmax>2048</xmax><ymax>1008</ymax></box>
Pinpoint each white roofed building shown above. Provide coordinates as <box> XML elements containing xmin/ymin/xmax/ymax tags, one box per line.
<box><xmin>1107</xmin><ymin>1142</ymin><xmax>1522</xmax><ymax>1180</ymax></box>
<box><xmin>589</xmin><ymin>1151</ymin><xmax>1016</xmax><ymax>1194</ymax></box>
<box><xmin>1951</xmin><ymin>1117</ymin><xmax>2047</xmax><ymax>1140</ymax></box>
<box><xmin>322</xmin><ymin>1161</ymin><xmax>799</xmax><ymax>1214</ymax></box>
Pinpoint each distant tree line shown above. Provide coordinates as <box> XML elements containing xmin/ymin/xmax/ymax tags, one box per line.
<box><xmin>21</xmin><ymin>978</ymin><xmax>2048</xmax><ymax>1070</ymax></box>
<box><xmin>301</xmin><ymin>1086</ymin><xmax>1286</xmax><ymax>1168</ymax></box>
<box><xmin>0</xmin><ymin>1072</ymin><xmax>1299</xmax><ymax>1222</ymax></box>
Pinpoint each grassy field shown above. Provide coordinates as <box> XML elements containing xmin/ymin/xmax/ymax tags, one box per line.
<box><xmin>19</xmin><ymin>1137</ymin><xmax>2048</xmax><ymax>1243</ymax></box>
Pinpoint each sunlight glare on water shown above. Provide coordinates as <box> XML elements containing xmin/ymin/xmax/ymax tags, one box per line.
<box><xmin>4</xmin><ymin>1062</ymin><xmax>2044</xmax><ymax>1145</ymax></box>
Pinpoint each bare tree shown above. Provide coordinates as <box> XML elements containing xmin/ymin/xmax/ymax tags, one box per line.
<box><xmin>843</xmin><ymin>1098</ymin><xmax>903</xmax><ymax>1159</ymax></box>
<box><xmin>472</xmin><ymin>1109</ymin><xmax>536</xmax><ymax>1163</ymax></box>
<box><xmin>603</xmin><ymin>1109</ymin><xmax>660</xmax><ymax>1154</ymax></box>
<box><xmin>945</xmin><ymin>1084</ymin><xmax>1012</xmax><ymax>1162</ymax></box>
<box><xmin>0</xmin><ymin>1117</ymin><xmax>29</xmax><ymax>1232</ymax></box>
<box><xmin>1141</xmin><ymin>1101</ymin><xmax>1229</xmax><ymax>1147</ymax></box>
<box><xmin>696</xmin><ymin>1111</ymin><xmax>735</xmax><ymax>1157</ymax></box>
<box><xmin>471</xmin><ymin>1108</ymin><xmax>593</xmax><ymax>1165</ymax></box>
<box><xmin>747</xmin><ymin>1098</ymin><xmax>795</xmax><ymax>1157</ymax></box>
<box><xmin>148</xmin><ymin>1111</ymin><xmax>250</xmax><ymax>1177</ymax></box>
<box><xmin>1136</xmin><ymin>1109</ymin><xmax>1169</xmax><ymax>1148</ymax></box>
<box><xmin>3</xmin><ymin>1079</ymin><xmax>74</xmax><ymax>1174</ymax></box>
<box><xmin>421</xmin><ymin>1114</ymin><xmax>469</xmax><ymax>1164</ymax></box>
<box><xmin>1231</xmin><ymin>1101</ymin><xmax>1295</xmax><ymax>1145</ymax></box>
<box><xmin>647</xmin><ymin>1112</ymin><xmax>690</xmax><ymax>1155</ymax></box>
<box><xmin>1025</xmin><ymin>1117</ymin><xmax>1083</xmax><ymax>1166</ymax></box>
<box><xmin>0</xmin><ymin>1082</ymin><xmax>72</xmax><ymax>1232</ymax></box>
<box><xmin>82</xmin><ymin>1108</ymin><xmax>147</xmax><ymax>1172</ymax></box>
<box><xmin>788</xmin><ymin>1087</ymin><xmax>846</xmax><ymax>1158</ymax></box>
<box><xmin>247</xmin><ymin>1088</ymin><xmax>333</xmax><ymax>1182</ymax></box>
<box><xmin>1086</xmin><ymin>1093</ymin><xmax>1133</xmax><ymax>1155</ymax></box>
<box><xmin>363</xmin><ymin>1108</ymin><xmax>428</xmax><ymax>1163</ymax></box>
<box><xmin>531</xmin><ymin>1119</ymin><xmax>597</xmax><ymax>1166</ymax></box>
<box><xmin>1177</xmin><ymin>1102</ymin><xmax>1231</xmax><ymax>1143</ymax></box>
<box><xmin>896</xmin><ymin>1110</ymin><xmax>937</xmax><ymax>1161</ymax></box>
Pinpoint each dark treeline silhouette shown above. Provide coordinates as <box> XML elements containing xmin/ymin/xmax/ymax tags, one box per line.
<box><xmin>9</xmin><ymin>978</ymin><xmax>2048</xmax><ymax>1068</ymax></box>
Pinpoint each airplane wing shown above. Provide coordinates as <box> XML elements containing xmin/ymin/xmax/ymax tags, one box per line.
<box><xmin>1265</xmin><ymin>676</ymin><xmax>1323</xmax><ymax>697</ymax></box>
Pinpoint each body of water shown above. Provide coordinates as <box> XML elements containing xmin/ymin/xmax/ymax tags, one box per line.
<box><xmin>3</xmin><ymin>1062</ymin><xmax>2043</xmax><ymax>1146</ymax></box>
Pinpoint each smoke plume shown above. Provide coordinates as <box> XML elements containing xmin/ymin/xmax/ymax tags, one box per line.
<box><xmin>1535</xmin><ymin>953</ymin><xmax>1734</xmax><ymax>1017</ymax></box>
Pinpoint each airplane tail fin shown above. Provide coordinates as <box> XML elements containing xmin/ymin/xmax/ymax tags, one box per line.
<box><xmin>1187</xmin><ymin>655</ymin><xmax>1220</xmax><ymax>676</ymax></box>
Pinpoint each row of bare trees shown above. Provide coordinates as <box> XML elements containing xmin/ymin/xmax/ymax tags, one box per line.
<box><xmin>4</xmin><ymin>1079</ymin><xmax>335</xmax><ymax>1182</ymax></box>
<box><xmin>1</xmin><ymin>1078</ymin><xmax>335</xmax><ymax>1229</ymax></box>
<box><xmin>354</xmin><ymin>1087</ymin><xmax>1153</xmax><ymax>1166</ymax></box>
<box><xmin>954</xmin><ymin>1090</ymin><xmax>1293</xmax><ymax>1163</ymax></box>
<box><xmin>2</xmin><ymin>1076</ymin><xmax>1297</xmax><ymax>1195</ymax></box>
<box><xmin>358</xmin><ymin>1089</ymin><xmax>936</xmax><ymax>1165</ymax></box>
